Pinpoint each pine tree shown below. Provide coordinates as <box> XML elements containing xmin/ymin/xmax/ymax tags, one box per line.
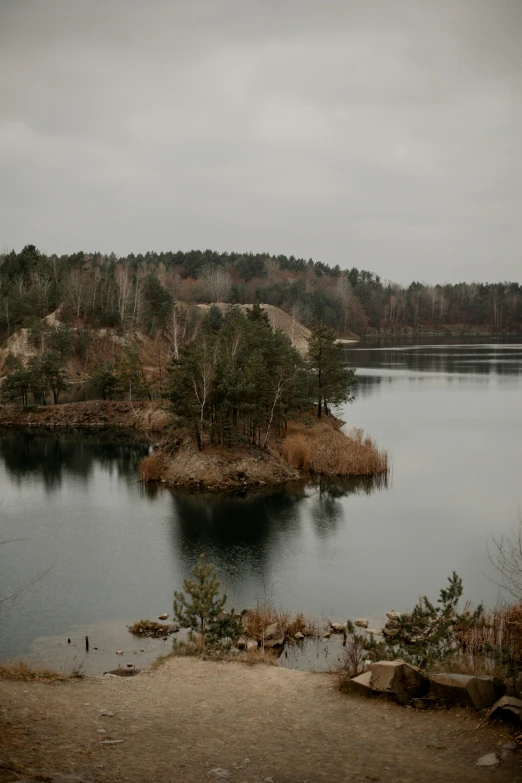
<box><xmin>0</xmin><ymin>367</ymin><xmax>31</xmax><ymax>405</ymax></box>
<box><xmin>38</xmin><ymin>350</ymin><xmax>68</xmax><ymax>404</ymax></box>
<box><xmin>307</xmin><ymin>324</ymin><xmax>356</xmax><ymax>417</ymax></box>
<box><xmin>90</xmin><ymin>362</ymin><xmax>118</xmax><ymax>400</ymax></box>
<box><xmin>114</xmin><ymin>347</ymin><xmax>150</xmax><ymax>402</ymax></box>
<box><xmin>364</xmin><ymin>572</ymin><xmax>483</xmax><ymax>668</ymax></box>
<box><xmin>173</xmin><ymin>555</ymin><xmax>242</xmax><ymax>648</ymax></box>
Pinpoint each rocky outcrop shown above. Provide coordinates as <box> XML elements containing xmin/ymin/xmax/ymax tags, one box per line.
<box><xmin>342</xmin><ymin>660</ymin><xmax>428</xmax><ymax>705</ymax></box>
<box><xmin>236</xmin><ymin>636</ymin><xmax>259</xmax><ymax>651</ymax></box>
<box><xmin>342</xmin><ymin>670</ymin><xmax>376</xmax><ymax>698</ymax></box>
<box><xmin>263</xmin><ymin>622</ymin><xmax>285</xmax><ymax>648</ymax></box>
<box><xmin>489</xmin><ymin>695</ymin><xmax>522</xmax><ymax>723</ymax></box>
<box><xmin>429</xmin><ymin>673</ymin><xmax>506</xmax><ymax>710</ymax></box>
<box><xmin>343</xmin><ymin>663</ymin><xmax>508</xmax><ymax>712</ymax></box>
<box><xmin>370</xmin><ymin>660</ymin><xmax>429</xmax><ymax>706</ymax></box>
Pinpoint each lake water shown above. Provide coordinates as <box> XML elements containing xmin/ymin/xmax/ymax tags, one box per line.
<box><xmin>1</xmin><ymin>337</ymin><xmax>521</xmax><ymax>672</ymax></box>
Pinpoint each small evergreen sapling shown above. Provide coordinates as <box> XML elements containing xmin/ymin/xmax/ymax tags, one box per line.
<box><xmin>173</xmin><ymin>555</ymin><xmax>242</xmax><ymax>648</ymax></box>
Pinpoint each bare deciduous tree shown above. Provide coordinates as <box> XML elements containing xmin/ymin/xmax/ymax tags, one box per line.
<box><xmin>67</xmin><ymin>268</ymin><xmax>87</xmax><ymax>317</ymax></box>
<box><xmin>488</xmin><ymin>517</ymin><xmax>522</xmax><ymax>600</ymax></box>
<box><xmin>201</xmin><ymin>265</ymin><xmax>231</xmax><ymax>303</ymax></box>
<box><xmin>164</xmin><ymin>303</ymin><xmax>186</xmax><ymax>359</ymax></box>
<box><xmin>265</xmin><ymin>258</ymin><xmax>279</xmax><ymax>283</ymax></box>
<box><xmin>31</xmin><ymin>270</ymin><xmax>52</xmax><ymax>317</ymax></box>
<box><xmin>132</xmin><ymin>270</ymin><xmax>147</xmax><ymax>327</ymax></box>
<box><xmin>114</xmin><ymin>264</ymin><xmax>133</xmax><ymax>324</ymax></box>
<box><xmin>1</xmin><ymin>295</ymin><xmax>10</xmax><ymax>337</ymax></box>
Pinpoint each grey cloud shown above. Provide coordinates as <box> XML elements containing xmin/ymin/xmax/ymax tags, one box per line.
<box><xmin>0</xmin><ymin>0</ymin><xmax>520</xmax><ymax>283</ymax></box>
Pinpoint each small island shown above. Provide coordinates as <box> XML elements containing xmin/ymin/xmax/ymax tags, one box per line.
<box><xmin>139</xmin><ymin>304</ymin><xmax>388</xmax><ymax>490</ymax></box>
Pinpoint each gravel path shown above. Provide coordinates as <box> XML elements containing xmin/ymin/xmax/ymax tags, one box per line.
<box><xmin>0</xmin><ymin>658</ymin><xmax>519</xmax><ymax>783</ymax></box>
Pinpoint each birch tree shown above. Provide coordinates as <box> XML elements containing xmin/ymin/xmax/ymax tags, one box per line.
<box><xmin>201</xmin><ymin>265</ymin><xmax>231</xmax><ymax>303</ymax></box>
<box><xmin>114</xmin><ymin>264</ymin><xmax>133</xmax><ymax>324</ymax></box>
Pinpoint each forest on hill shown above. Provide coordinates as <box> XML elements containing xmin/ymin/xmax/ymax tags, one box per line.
<box><xmin>0</xmin><ymin>245</ymin><xmax>520</xmax><ymax>347</ymax></box>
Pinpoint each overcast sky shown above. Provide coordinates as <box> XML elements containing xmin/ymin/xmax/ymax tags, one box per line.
<box><xmin>0</xmin><ymin>0</ymin><xmax>520</xmax><ymax>283</ymax></box>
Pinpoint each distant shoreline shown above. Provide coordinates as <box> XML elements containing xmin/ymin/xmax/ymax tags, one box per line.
<box><xmin>0</xmin><ymin>400</ymin><xmax>172</xmax><ymax>432</ymax></box>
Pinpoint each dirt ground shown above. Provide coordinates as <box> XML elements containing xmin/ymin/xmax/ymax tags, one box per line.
<box><xmin>0</xmin><ymin>658</ymin><xmax>520</xmax><ymax>783</ymax></box>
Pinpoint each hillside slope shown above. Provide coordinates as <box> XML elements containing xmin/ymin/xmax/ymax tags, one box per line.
<box><xmin>196</xmin><ymin>302</ymin><xmax>312</xmax><ymax>353</ymax></box>
<box><xmin>0</xmin><ymin>303</ymin><xmax>314</xmax><ymax>383</ymax></box>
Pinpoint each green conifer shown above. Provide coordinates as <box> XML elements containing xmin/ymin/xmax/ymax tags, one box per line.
<box><xmin>173</xmin><ymin>555</ymin><xmax>242</xmax><ymax>648</ymax></box>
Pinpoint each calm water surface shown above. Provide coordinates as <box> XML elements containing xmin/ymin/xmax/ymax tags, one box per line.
<box><xmin>1</xmin><ymin>338</ymin><xmax>521</xmax><ymax>669</ymax></box>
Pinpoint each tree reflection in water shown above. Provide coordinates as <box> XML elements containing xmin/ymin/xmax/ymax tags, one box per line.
<box><xmin>0</xmin><ymin>428</ymin><xmax>150</xmax><ymax>492</ymax></box>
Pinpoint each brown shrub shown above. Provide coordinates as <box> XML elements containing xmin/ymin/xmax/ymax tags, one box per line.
<box><xmin>139</xmin><ymin>451</ymin><xmax>166</xmax><ymax>482</ymax></box>
<box><xmin>282</xmin><ymin>425</ymin><xmax>388</xmax><ymax>477</ymax></box>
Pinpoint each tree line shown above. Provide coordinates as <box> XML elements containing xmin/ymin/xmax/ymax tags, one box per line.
<box><xmin>0</xmin><ymin>245</ymin><xmax>520</xmax><ymax>347</ymax></box>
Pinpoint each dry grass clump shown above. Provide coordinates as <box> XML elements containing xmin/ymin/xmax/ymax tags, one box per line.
<box><xmin>241</xmin><ymin>647</ymin><xmax>279</xmax><ymax>665</ymax></box>
<box><xmin>0</xmin><ymin>660</ymin><xmax>78</xmax><ymax>681</ymax></box>
<box><xmin>129</xmin><ymin>619</ymin><xmax>178</xmax><ymax>637</ymax></box>
<box><xmin>139</xmin><ymin>451</ymin><xmax>166</xmax><ymax>482</ymax></box>
<box><xmin>153</xmin><ymin>642</ymin><xmax>278</xmax><ymax>668</ymax></box>
<box><xmin>283</xmin><ymin>424</ymin><xmax>388</xmax><ymax>477</ymax></box>
<box><xmin>242</xmin><ymin>603</ymin><xmax>323</xmax><ymax>642</ymax></box>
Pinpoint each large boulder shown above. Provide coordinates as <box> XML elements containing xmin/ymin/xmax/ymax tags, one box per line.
<box><xmin>341</xmin><ymin>670</ymin><xmax>374</xmax><ymax>698</ymax></box>
<box><xmin>263</xmin><ymin>622</ymin><xmax>285</xmax><ymax>647</ymax></box>
<box><xmin>489</xmin><ymin>695</ymin><xmax>522</xmax><ymax>723</ymax></box>
<box><xmin>370</xmin><ymin>660</ymin><xmax>429</xmax><ymax>706</ymax></box>
<box><xmin>429</xmin><ymin>673</ymin><xmax>506</xmax><ymax>710</ymax></box>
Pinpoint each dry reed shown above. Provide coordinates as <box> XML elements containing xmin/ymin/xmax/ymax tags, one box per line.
<box><xmin>457</xmin><ymin>602</ymin><xmax>522</xmax><ymax>668</ymax></box>
<box><xmin>139</xmin><ymin>451</ymin><xmax>166</xmax><ymax>482</ymax></box>
<box><xmin>242</xmin><ymin>604</ymin><xmax>324</xmax><ymax>641</ymax></box>
<box><xmin>283</xmin><ymin>424</ymin><xmax>388</xmax><ymax>477</ymax></box>
<box><xmin>423</xmin><ymin>602</ymin><xmax>522</xmax><ymax>692</ymax></box>
<box><xmin>0</xmin><ymin>660</ymin><xmax>75</xmax><ymax>681</ymax></box>
<box><xmin>456</xmin><ymin>602</ymin><xmax>521</xmax><ymax>655</ymax></box>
